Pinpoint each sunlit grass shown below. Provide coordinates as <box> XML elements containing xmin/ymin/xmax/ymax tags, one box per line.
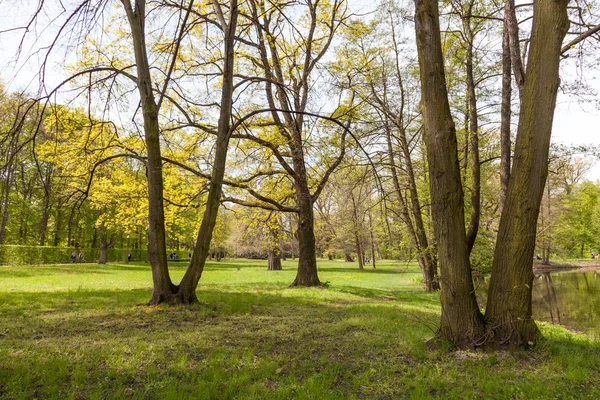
<box><xmin>1</xmin><ymin>259</ymin><xmax>599</xmax><ymax>399</ymax></box>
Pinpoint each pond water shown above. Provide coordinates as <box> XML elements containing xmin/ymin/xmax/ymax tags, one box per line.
<box><xmin>475</xmin><ymin>269</ymin><xmax>600</xmax><ymax>339</ymax></box>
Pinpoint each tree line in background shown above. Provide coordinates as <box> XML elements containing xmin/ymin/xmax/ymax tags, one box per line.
<box><xmin>1</xmin><ymin>0</ymin><xmax>600</xmax><ymax>347</ymax></box>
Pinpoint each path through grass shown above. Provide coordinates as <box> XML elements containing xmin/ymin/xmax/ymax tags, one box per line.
<box><xmin>1</xmin><ymin>259</ymin><xmax>599</xmax><ymax>399</ymax></box>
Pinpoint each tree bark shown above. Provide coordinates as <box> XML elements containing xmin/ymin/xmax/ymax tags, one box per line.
<box><xmin>385</xmin><ymin>123</ymin><xmax>438</xmax><ymax>290</ymax></box>
<box><xmin>122</xmin><ymin>0</ymin><xmax>175</xmax><ymax>303</ymax></box>
<box><xmin>485</xmin><ymin>0</ymin><xmax>570</xmax><ymax>346</ymax></box>
<box><xmin>0</xmin><ymin>159</ymin><xmax>14</xmax><ymax>244</ymax></box>
<box><xmin>98</xmin><ymin>223</ymin><xmax>108</xmax><ymax>264</ymax></box>
<box><xmin>414</xmin><ymin>0</ymin><xmax>485</xmax><ymax>347</ymax></box>
<box><xmin>351</xmin><ymin>193</ymin><xmax>364</xmax><ymax>270</ymax></box>
<box><xmin>53</xmin><ymin>205</ymin><xmax>62</xmax><ymax>246</ymax></box>
<box><xmin>369</xmin><ymin>213</ymin><xmax>376</xmax><ymax>269</ymax></box>
<box><xmin>463</xmin><ymin>3</ymin><xmax>481</xmax><ymax>255</ymax></box>
<box><xmin>268</xmin><ymin>249</ymin><xmax>282</xmax><ymax>270</ymax></box>
<box><xmin>176</xmin><ymin>0</ymin><xmax>239</xmax><ymax>303</ymax></box>
<box><xmin>499</xmin><ymin>2</ymin><xmax>512</xmax><ymax>212</ymax></box>
<box><xmin>290</xmin><ymin>178</ymin><xmax>321</xmax><ymax>286</ymax></box>
<box><xmin>39</xmin><ymin>166</ymin><xmax>53</xmax><ymax>246</ymax></box>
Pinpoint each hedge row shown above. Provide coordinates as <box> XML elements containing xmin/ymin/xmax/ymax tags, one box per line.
<box><xmin>0</xmin><ymin>245</ymin><xmax>148</xmax><ymax>266</ymax></box>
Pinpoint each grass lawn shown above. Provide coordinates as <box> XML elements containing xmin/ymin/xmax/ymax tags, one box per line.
<box><xmin>1</xmin><ymin>259</ymin><xmax>599</xmax><ymax>399</ymax></box>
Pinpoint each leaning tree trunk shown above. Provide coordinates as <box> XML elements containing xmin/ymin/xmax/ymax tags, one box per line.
<box><xmin>399</xmin><ymin>128</ymin><xmax>438</xmax><ymax>289</ymax></box>
<box><xmin>499</xmin><ymin>1</ymin><xmax>512</xmax><ymax>212</ymax></box>
<box><xmin>485</xmin><ymin>0</ymin><xmax>570</xmax><ymax>346</ymax></box>
<box><xmin>123</xmin><ymin>0</ymin><xmax>175</xmax><ymax>304</ymax></box>
<box><xmin>385</xmin><ymin>122</ymin><xmax>437</xmax><ymax>289</ymax></box>
<box><xmin>463</xmin><ymin>5</ymin><xmax>481</xmax><ymax>255</ymax></box>
<box><xmin>414</xmin><ymin>0</ymin><xmax>485</xmax><ymax>347</ymax></box>
<box><xmin>176</xmin><ymin>0</ymin><xmax>239</xmax><ymax>303</ymax></box>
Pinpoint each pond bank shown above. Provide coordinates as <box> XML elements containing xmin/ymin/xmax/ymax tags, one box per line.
<box><xmin>533</xmin><ymin>260</ymin><xmax>600</xmax><ymax>273</ymax></box>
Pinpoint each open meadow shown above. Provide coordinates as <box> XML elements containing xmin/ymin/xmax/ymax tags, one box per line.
<box><xmin>1</xmin><ymin>259</ymin><xmax>600</xmax><ymax>399</ymax></box>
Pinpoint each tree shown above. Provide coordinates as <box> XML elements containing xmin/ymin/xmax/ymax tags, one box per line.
<box><xmin>336</xmin><ymin>9</ymin><xmax>439</xmax><ymax>289</ymax></box>
<box><xmin>414</xmin><ymin>0</ymin><xmax>485</xmax><ymax>346</ymax></box>
<box><xmin>485</xmin><ymin>0</ymin><xmax>570</xmax><ymax>345</ymax></box>
<box><xmin>219</xmin><ymin>0</ymin><xmax>352</xmax><ymax>286</ymax></box>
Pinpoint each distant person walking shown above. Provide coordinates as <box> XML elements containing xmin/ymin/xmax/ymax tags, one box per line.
<box><xmin>127</xmin><ymin>252</ymin><xmax>132</xmax><ymax>263</ymax></box>
<box><xmin>71</xmin><ymin>251</ymin><xmax>77</xmax><ymax>263</ymax></box>
<box><xmin>78</xmin><ymin>251</ymin><xmax>84</xmax><ymax>263</ymax></box>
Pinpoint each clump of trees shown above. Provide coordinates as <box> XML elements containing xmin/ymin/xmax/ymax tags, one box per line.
<box><xmin>2</xmin><ymin>0</ymin><xmax>600</xmax><ymax>348</ymax></box>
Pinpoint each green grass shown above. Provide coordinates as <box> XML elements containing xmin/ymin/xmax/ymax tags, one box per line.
<box><xmin>1</xmin><ymin>259</ymin><xmax>599</xmax><ymax>399</ymax></box>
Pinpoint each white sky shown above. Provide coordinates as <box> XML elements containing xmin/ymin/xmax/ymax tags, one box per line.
<box><xmin>553</xmin><ymin>77</ymin><xmax>600</xmax><ymax>181</ymax></box>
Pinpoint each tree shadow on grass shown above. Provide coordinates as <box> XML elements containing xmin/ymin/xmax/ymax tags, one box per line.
<box><xmin>317</xmin><ymin>267</ymin><xmax>409</xmax><ymax>275</ymax></box>
<box><xmin>333</xmin><ymin>284</ymin><xmax>440</xmax><ymax>307</ymax></box>
<box><xmin>3</xmin><ymin>286</ymin><xmax>600</xmax><ymax>400</ymax></box>
<box><xmin>0</xmin><ymin>263</ymin><xmax>154</xmax><ymax>278</ymax></box>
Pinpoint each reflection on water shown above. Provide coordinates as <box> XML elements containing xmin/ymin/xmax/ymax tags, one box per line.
<box><xmin>475</xmin><ymin>269</ymin><xmax>600</xmax><ymax>338</ymax></box>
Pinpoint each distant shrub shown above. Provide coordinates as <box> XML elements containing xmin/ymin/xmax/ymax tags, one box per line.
<box><xmin>0</xmin><ymin>245</ymin><xmax>147</xmax><ymax>265</ymax></box>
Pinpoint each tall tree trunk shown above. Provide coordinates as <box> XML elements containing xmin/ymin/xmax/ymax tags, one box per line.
<box><xmin>176</xmin><ymin>0</ymin><xmax>239</xmax><ymax>303</ymax></box>
<box><xmin>386</xmin><ymin>20</ymin><xmax>437</xmax><ymax>288</ymax></box>
<box><xmin>399</xmin><ymin>128</ymin><xmax>438</xmax><ymax>289</ymax></box>
<box><xmin>414</xmin><ymin>0</ymin><xmax>485</xmax><ymax>347</ymax></box>
<box><xmin>499</xmin><ymin>2</ymin><xmax>512</xmax><ymax>211</ymax></box>
<box><xmin>543</xmin><ymin>184</ymin><xmax>551</xmax><ymax>265</ymax></box>
<box><xmin>39</xmin><ymin>166</ymin><xmax>53</xmax><ymax>246</ymax></box>
<box><xmin>463</xmin><ymin>4</ymin><xmax>481</xmax><ymax>255</ymax></box>
<box><xmin>0</xmin><ymin>160</ymin><xmax>13</xmax><ymax>244</ymax></box>
<box><xmin>485</xmin><ymin>0</ymin><xmax>570</xmax><ymax>346</ymax></box>
<box><xmin>355</xmin><ymin>233</ymin><xmax>364</xmax><ymax>270</ymax></box>
<box><xmin>385</xmin><ymin>123</ymin><xmax>438</xmax><ymax>290</ymax></box>
<box><xmin>122</xmin><ymin>0</ymin><xmax>175</xmax><ymax>304</ymax></box>
<box><xmin>53</xmin><ymin>205</ymin><xmax>62</xmax><ymax>246</ymax></box>
<box><xmin>351</xmin><ymin>193</ymin><xmax>364</xmax><ymax>270</ymax></box>
<box><xmin>67</xmin><ymin>206</ymin><xmax>76</xmax><ymax>247</ymax></box>
<box><xmin>369</xmin><ymin>213</ymin><xmax>376</xmax><ymax>269</ymax></box>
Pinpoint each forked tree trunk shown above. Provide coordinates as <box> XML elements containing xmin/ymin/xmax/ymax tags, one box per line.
<box><xmin>414</xmin><ymin>0</ymin><xmax>485</xmax><ymax>347</ymax></box>
<box><xmin>485</xmin><ymin>0</ymin><xmax>570</xmax><ymax>346</ymax></box>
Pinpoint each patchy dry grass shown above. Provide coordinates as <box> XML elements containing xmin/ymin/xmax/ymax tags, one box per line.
<box><xmin>1</xmin><ymin>259</ymin><xmax>599</xmax><ymax>399</ymax></box>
